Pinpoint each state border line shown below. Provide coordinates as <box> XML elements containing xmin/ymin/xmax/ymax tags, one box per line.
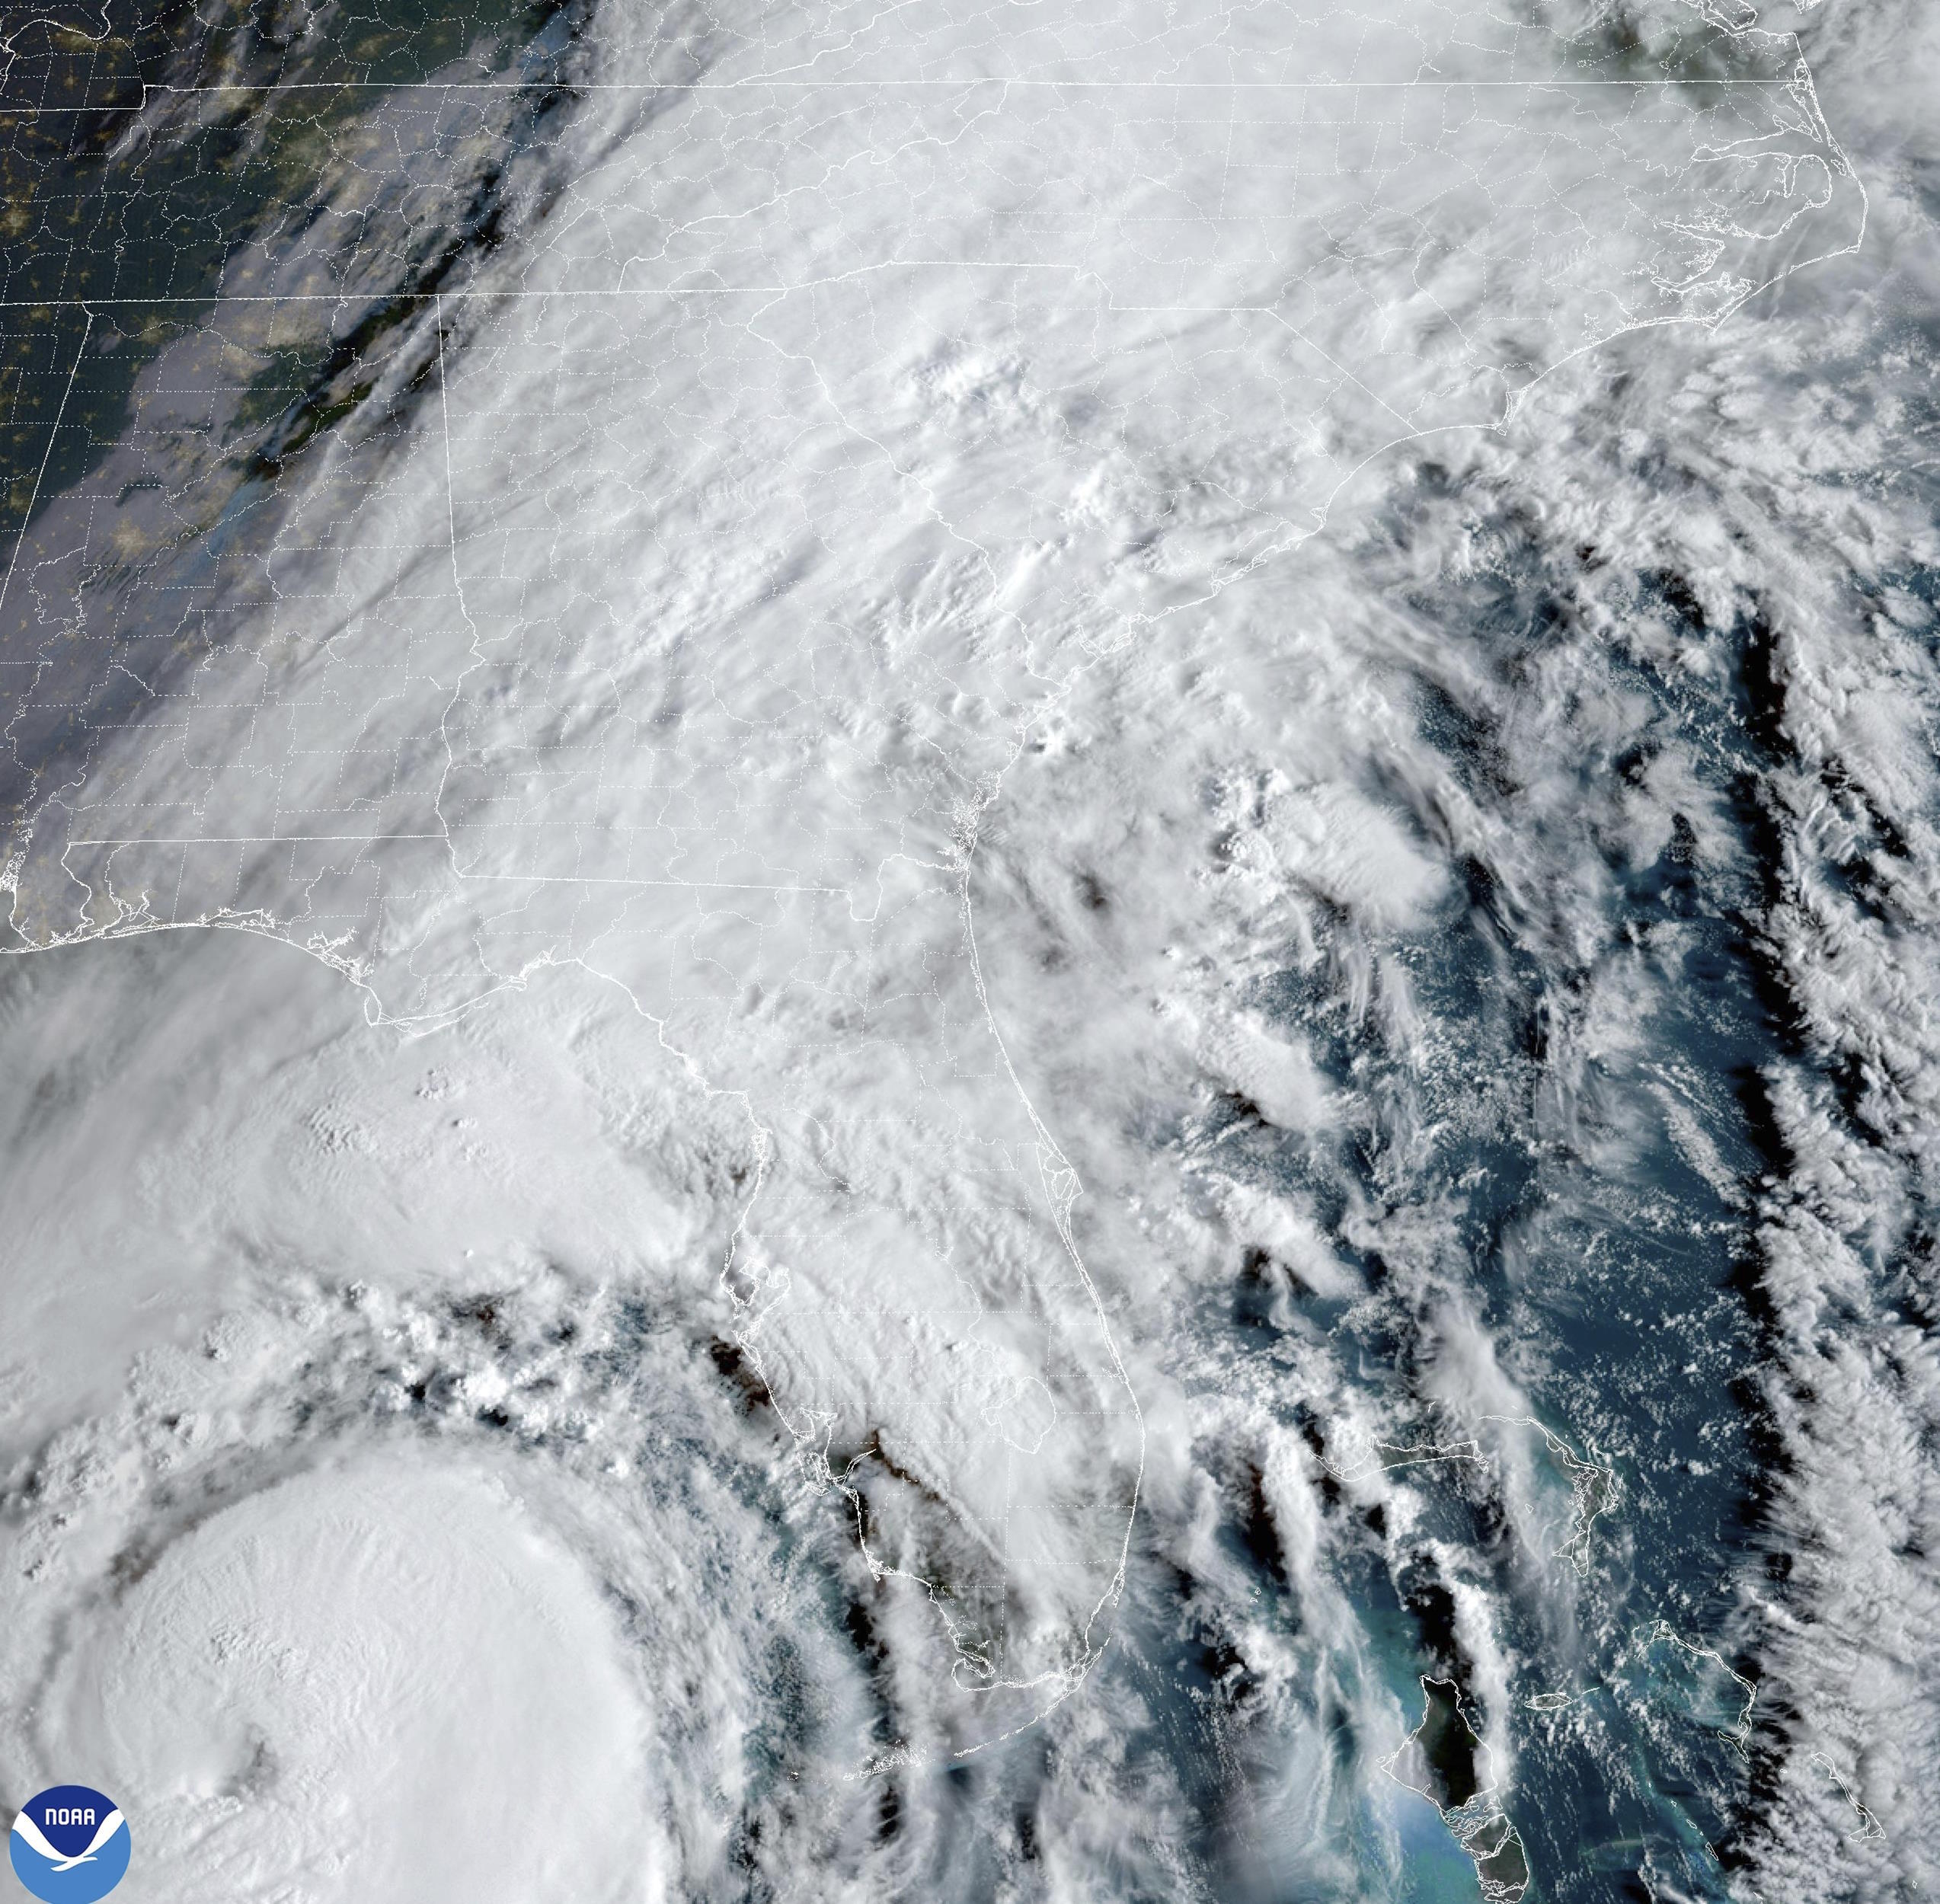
<box><xmin>0</xmin><ymin>77</ymin><xmax>1793</xmax><ymax>109</ymax></box>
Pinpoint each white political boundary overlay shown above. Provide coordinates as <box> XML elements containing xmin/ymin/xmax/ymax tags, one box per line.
<box><xmin>1383</xmin><ymin>1675</ymin><xmax>1530</xmax><ymax>1904</ymax></box>
<box><xmin>0</xmin><ymin>7</ymin><xmax>1870</xmax><ymax>1759</ymax></box>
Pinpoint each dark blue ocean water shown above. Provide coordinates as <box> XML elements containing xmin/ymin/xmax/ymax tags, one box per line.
<box><xmin>1114</xmin><ymin>522</ymin><xmax>1932</xmax><ymax>1900</ymax></box>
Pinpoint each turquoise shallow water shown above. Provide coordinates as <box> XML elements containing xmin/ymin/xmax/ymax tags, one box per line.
<box><xmin>1</xmin><ymin>0</ymin><xmax>1935</xmax><ymax>1898</ymax></box>
<box><xmin>1112</xmin><ymin>505</ymin><xmax>1940</xmax><ymax>1898</ymax></box>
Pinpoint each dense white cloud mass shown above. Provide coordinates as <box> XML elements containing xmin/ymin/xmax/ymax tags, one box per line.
<box><xmin>0</xmin><ymin>0</ymin><xmax>1936</xmax><ymax>1897</ymax></box>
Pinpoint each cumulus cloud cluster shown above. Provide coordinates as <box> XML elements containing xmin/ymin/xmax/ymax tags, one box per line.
<box><xmin>2</xmin><ymin>0</ymin><xmax>1936</xmax><ymax>1898</ymax></box>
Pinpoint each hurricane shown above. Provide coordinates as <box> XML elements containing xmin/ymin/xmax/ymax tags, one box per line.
<box><xmin>2</xmin><ymin>0</ymin><xmax>1936</xmax><ymax>1898</ymax></box>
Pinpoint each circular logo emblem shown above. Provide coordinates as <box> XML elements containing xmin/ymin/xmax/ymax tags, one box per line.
<box><xmin>8</xmin><ymin>1787</ymin><xmax>129</xmax><ymax>1902</ymax></box>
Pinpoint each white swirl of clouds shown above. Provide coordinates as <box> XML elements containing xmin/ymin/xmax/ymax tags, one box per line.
<box><xmin>1</xmin><ymin>0</ymin><xmax>1935</xmax><ymax>1897</ymax></box>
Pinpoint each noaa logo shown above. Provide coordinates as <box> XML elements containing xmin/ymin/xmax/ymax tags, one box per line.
<box><xmin>8</xmin><ymin>1787</ymin><xmax>129</xmax><ymax>1902</ymax></box>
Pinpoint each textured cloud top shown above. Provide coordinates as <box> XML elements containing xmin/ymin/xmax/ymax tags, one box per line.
<box><xmin>2</xmin><ymin>0</ymin><xmax>1936</xmax><ymax>1898</ymax></box>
